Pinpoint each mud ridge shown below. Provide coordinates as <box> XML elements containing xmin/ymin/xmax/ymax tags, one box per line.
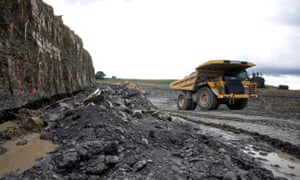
<box><xmin>170</xmin><ymin>112</ymin><xmax>300</xmax><ymax>159</ymax></box>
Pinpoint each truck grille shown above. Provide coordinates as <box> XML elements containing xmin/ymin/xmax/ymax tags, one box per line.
<box><xmin>249</xmin><ymin>83</ymin><xmax>257</xmax><ymax>95</ymax></box>
<box><xmin>224</xmin><ymin>77</ymin><xmax>245</xmax><ymax>94</ymax></box>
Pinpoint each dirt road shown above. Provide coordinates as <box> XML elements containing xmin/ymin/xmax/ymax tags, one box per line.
<box><xmin>147</xmin><ymin>87</ymin><xmax>300</xmax><ymax>179</ymax></box>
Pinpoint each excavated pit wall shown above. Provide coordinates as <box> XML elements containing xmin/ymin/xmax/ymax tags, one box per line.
<box><xmin>0</xmin><ymin>0</ymin><xmax>95</xmax><ymax>114</ymax></box>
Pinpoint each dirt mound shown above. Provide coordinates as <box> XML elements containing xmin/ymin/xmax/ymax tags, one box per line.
<box><xmin>1</xmin><ymin>83</ymin><xmax>277</xmax><ymax>179</ymax></box>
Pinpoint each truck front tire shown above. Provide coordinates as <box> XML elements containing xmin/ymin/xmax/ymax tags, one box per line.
<box><xmin>227</xmin><ymin>99</ymin><xmax>248</xmax><ymax>110</ymax></box>
<box><xmin>197</xmin><ymin>87</ymin><xmax>219</xmax><ymax>110</ymax></box>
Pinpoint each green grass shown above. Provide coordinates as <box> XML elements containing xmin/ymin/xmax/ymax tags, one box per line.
<box><xmin>98</xmin><ymin>78</ymin><xmax>176</xmax><ymax>86</ymax></box>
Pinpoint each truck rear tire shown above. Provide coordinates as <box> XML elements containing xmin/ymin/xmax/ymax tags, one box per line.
<box><xmin>177</xmin><ymin>92</ymin><xmax>196</xmax><ymax>110</ymax></box>
<box><xmin>227</xmin><ymin>99</ymin><xmax>248</xmax><ymax>110</ymax></box>
<box><xmin>197</xmin><ymin>87</ymin><xmax>218</xmax><ymax>110</ymax></box>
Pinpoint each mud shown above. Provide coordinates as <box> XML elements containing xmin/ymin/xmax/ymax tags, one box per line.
<box><xmin>0</xmin><ymin>83</ymin><xmax>299</xmax><ymax>179</ymax></box>
<box><xmin>243</xmin><ymin>145</ymin><xmax>300</xmax><ymax>179</ymax></box>
<box><xmin>0</xmin><ymin>133</ymin><xmax>58</xmax><ymax>176</ymax></box>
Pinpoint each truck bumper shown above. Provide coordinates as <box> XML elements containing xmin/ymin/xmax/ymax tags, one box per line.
<box><xmin>217</xmin><ymin>94</ymin><xmax>257</xmax><ymax>99</ymax></box>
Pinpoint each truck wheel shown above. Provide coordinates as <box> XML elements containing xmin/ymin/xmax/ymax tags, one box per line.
<box><xmin>197</xmin><ymin>87</ymin><xmax>218</xmax><ymax>110</ymax></box>
<box><xmin>177</xmin><ymin>92</ymin><xmax>195</xmax><ymax>110</ymax></box>
<box><xmin>227</xmin><ymin>99</ymin><xmax>248</xmax><ymax>110</ymax></box>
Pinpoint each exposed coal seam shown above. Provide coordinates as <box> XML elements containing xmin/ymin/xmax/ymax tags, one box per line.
<box><xmin>0</xmin><ymin>85</ymin><xmax>95</xmax><ymax>123</ymax></box>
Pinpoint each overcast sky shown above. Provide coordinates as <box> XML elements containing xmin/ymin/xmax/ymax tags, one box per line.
<box><xmin>43</xmin><ymin>0</ymin><xmax>300</xmax><ymax>89</ymax></box>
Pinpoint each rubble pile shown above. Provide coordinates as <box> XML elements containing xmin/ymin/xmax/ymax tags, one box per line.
<box><xmin>2</xmin><ymin>83</ymin><xmax>278</xmax><ymax>179</ymax></box>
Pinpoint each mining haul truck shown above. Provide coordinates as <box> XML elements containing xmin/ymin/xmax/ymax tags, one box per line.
<box><xmin>170</xmin><ymin>60</ymin><xmax>257</xmax><ymax>110</ymax></box>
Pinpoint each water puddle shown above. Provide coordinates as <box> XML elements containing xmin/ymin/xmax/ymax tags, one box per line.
<box><xmin>149</xmin><ymin>97</ymin><xmax>170</xmax><ymax>105</ymax></box>
<box><xmin>243</xmin><ymin>145</ymin><xmax>300</xmax><ymax>180</ymax></box>
<box><xmin>0</xmin><ymin>132</ymin><xmax>58</xmax><ymax>177</ymax></box>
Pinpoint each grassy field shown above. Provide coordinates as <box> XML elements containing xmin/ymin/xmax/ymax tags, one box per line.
<box><xmin>98</xmin><ymin>78</ymin><xmax>300</xmax><ymax>94</ymax></box>
<box><xmin>98</xmin><ymin>78</ymin><xmax>176</xmax><ymax>87</ymax></box>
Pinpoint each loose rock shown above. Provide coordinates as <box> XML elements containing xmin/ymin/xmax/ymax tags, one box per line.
<box><xmin>16</xmin><ymin>139</ymin><xmax>28</xmax><ymax>146</ymax></box>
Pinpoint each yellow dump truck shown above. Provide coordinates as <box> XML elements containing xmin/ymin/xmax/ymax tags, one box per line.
<box><xmin>170</xmin><ymin>60</ymin><xmax>257</xmax><ymax>110</ymax></box>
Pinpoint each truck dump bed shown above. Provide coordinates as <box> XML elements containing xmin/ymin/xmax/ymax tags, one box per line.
<box><xmin>170</xmin><ymin>60</ymin><xmax>255</xmax><ymax>91</ymax></box>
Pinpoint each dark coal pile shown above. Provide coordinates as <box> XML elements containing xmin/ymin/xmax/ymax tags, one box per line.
<box><xmin>2</xmin><ymin>83</ymin><xmax>278</xmax><ymax>179</ymax></box>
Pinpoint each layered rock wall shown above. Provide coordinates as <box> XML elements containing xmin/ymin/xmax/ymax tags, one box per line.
<box><xmin>0</xmin><ymin>0</ymin><xmax>95</xmax><ymax>112</ymax></box>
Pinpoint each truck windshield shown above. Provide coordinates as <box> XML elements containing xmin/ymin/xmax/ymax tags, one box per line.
<box><xmin>237</xmin><ymin>70</ymin><xmax>249</xmax><ymax>80</ymax></box>
<box><xmin>225</xmin><ymin>70</ymin><xmax>249</xmax><ymax>80</ymax></box>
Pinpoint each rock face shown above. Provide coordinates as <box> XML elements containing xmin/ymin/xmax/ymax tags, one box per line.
<box><xmin>0</xmin><ymin>0</ymin><xmax>95</xmax><ymax>112</ymax></box>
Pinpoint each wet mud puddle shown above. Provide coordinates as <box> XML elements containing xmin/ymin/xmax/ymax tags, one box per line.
<box><xmin>243</xmin><ymin>145</ymin><xmax>300</xmax><ymax>180</ymax></box>
<box><xmin>0</xmin><ymin>122</ymin><xmax>58</xmax><ymax>177</ymax></box>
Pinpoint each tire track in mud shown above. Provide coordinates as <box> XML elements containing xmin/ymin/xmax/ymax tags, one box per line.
<box><xmin>167</xmin><ymin>110</ymin><xmax>300</xmax><ymax>159</ymax></box>
<box><xmin>171</xmin><ymin>110</ymin><xmax>300</xmax><ymax>130</ymax></box>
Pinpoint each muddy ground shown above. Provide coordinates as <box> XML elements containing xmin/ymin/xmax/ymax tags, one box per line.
<box><xmin>0</xmin><ymin>83</ymin><xmax>299</xmax><ymax>179</ymax></box>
